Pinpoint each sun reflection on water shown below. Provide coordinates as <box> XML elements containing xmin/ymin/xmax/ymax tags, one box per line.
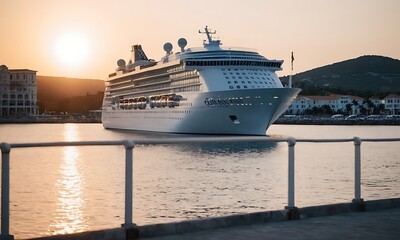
<box><xmin>48</xmin><ymin>124</ymin><xmax>87</xmax><ymax>234</ymax></box>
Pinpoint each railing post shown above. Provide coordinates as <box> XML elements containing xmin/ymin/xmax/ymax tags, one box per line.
<box><xmin>352</xmin><ymin>137</ymin><xmax>365</xmax><ymax>211</ymax></box>
<box><xmin>123</xmin><ymin>140</ymin><xmax>136</xmax><ymax>229</ymax></box>
<box><xmin>353</xmin><ymin>137</ymin><xmax>361</xmax><ymax>200</ymax></box>
<box><xmin>285</xmin><ymin>137</ymin><xmax>299</xmax><ymax>220</ymax></box>
<box><xmin>1</xmin><ymin>143</ymin><xmax>14</xmax><ymax>240</ymax></box>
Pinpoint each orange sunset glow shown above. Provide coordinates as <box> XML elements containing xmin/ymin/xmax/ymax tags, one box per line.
<box><xmin>1</xmin><ymin>0</ymin><xmax>399</xmax><ymax>79</ymax></box>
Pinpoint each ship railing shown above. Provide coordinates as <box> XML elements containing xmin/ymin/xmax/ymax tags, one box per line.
<box><xmin>1</xmin><ymin>136</ymin><xmax>400</xmax><ymax>239</ymax></box>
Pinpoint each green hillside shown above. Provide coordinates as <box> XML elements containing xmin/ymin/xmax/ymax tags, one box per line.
<box><xmin>281</xmin><ymin>55</ymin><xmax>400</xmax><ymax>96</ymax></box>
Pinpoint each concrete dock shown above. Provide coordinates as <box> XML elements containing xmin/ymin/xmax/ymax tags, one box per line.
<box><xmin>143</xmin><ymin>205</ymin><xmax>400</xmax><ymax>240</ymax></box>
<box><xmin>25</xmin><ymin>198</ymin><xmax>400</xmax><ymax>240</ymax></box>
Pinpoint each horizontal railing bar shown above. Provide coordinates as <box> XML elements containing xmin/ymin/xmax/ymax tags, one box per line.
<box><xmin>130</xmin><ymin>136</ymin><xmax>290</xmax><ymax>144</ymax></box>
<box><xmin>296</xmin><ymin>138</ymin><xmax>354</xmax><ymax>143</ymax></box>
<box><xmin>360</xmin><ymin>138</ymin><xmax>400</xmax><ymax>142</ymax></box>
<box><xmin>297</xmin><ymin>138</ymin><xmax>400</xmax><ymax>143</ymax></box>
<box><xmin>3</xmin><ymin>136</ymin><xmax>290</xmax><ymax>149</ymax></box>
<box><xmin>3</xmin><ymin>137</ymin><xmax>400</xmax><ymax>149</ymax></box>
<box><xmin>9</xmin><ymin>140</ymin><xmax>127</xmax><ymax>148</ymax></box>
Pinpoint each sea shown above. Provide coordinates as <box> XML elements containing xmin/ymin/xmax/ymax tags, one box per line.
<box><xmin>0</xmin><ymin>123</ymin><xmax>399</xmax><ymax>239</ymax></box>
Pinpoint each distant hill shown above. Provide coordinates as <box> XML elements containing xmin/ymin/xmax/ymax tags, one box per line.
<box><xmin>36</xmin><ymin>76</ymin><xmax>105</xmax><ymax>113</ymax></box>
<box><xmin>281</xmin><ymin>55</ymin><xmax>400</xmax><ymax>96</ymax></box>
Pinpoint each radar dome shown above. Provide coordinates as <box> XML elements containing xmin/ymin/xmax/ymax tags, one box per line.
<box><xmin>178</xmin><ymin>38</ymin><xmax>187</xmax><ymax>52</ymax></box>
<box><xmin>163</xmin><ymin>42</ymin><xmax>173</xmax><ymax>54</ymax></box>
<box><xmin>117</xmin><ymin>59</ymin><xmax>126</xmax><ymax>67</ymax></box>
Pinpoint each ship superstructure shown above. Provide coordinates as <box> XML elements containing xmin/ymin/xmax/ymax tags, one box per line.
<box><xmin>102</xmin><ymin>26</ymin><xmax>300</xmax><ymax>135</ymax></box>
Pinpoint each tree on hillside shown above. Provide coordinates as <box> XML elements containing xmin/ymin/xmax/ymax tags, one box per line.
<box><xmin>363</xmin><ymin>98</ymin><xmax>375</xmax><ymax>115</ymax></box>
<box><xmin>346</xmin><ymin>103</ymin><xmax>352</xmax><ymax>114</ymax></box>
<box><xmin>321</xmin><ymin>105</ymin><xmax>333</xmax><ymax>115</ymax></box>
<box><xmin>44</xmin><ymin>91</ymin><xmax>104</xmax><ymax>114</ymax></box>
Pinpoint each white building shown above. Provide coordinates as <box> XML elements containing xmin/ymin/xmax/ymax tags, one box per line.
<box><xmin>0</xmin><ymin>65</ymin><xmax>39</xmax><ymax>118</ymax></box>
<box><xmin>370</xmin><ymin>96</ymin><xmax>383</xmax><ymax>107</ymax></box>
<box><xmin>287</xmin><ymin>96</ymin><xmax>314</xmax><ymax>115</ymax></box>
<box><xmin>384</xmin><ymin>94</ymin><xmax>400</xmax><ymax>115</ymax></box>
<box><xmin>287</xmin><ymin>94</ymin><xmax>364</xmax><ymax>115</ymax></box>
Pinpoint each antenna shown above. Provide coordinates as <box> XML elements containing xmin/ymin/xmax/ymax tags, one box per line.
<box><xmin>199</xmin><ymin>26</ymin><xmax>217</xmax><ymax>45</ymax></box>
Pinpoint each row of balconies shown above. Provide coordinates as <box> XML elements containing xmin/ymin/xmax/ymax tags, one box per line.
<box><xmin>1</xmin><ymin>100</ymin><xmax>37</xmax><ymax>106</ymax></box>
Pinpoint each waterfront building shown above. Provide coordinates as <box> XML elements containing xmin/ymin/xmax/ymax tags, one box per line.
<box><xmin>287</xmin><ymin>96</ymin><xmax>314</xmax><ymax>115</ymax></box>
<box><xmin>0</xmin><ymin>65</ymin><xmax>39</xmax><ymax>118</ymax></box>
<box><xmin>384</xmin><ymin>94</ymin><xmax>400</xmax><ymax>115</ymax></box>
<box><xmin>287</xmin><ymin>94</ymin><xmax>364</xmax><ymax>115</ymax></box>
<box><xmin>370</xmin><ymin>96</ymin><xmax>384</xmax><ymax>107</ymax></box>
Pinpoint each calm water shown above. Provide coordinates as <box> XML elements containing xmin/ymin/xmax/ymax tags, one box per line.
<box><xmin>0</xmin><ymin>124</ymin><xmax>399</xmax><ymax>238</ymax></box>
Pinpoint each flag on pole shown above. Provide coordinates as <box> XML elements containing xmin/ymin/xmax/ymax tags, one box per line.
<box><xmin>291</xmin><ymin>52</ymin><xmax>294</xmax><ymax>71</ymax></box>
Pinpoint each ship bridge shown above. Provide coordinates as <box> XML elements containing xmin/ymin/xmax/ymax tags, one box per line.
<box><xmin>183</xmin><ymin>50</ymin><xmax>283</xmax><ymax>70</ymax></box>
<box><xmin>180</xmin><ymin>26</ymin><xmax>283</xmax><ymax>70</ymax></box>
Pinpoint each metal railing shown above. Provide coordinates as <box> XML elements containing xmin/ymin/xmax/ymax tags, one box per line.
<box><xmin>1</xmin><ymin>136</ymin><xmax>400</xmax><ymax>239</ymax></box>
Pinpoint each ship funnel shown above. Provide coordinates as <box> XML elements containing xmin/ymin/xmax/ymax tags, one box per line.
<box><xmin>131</xmin><ymin>45</ymin><xmax>149</xmax><ymax>62</ymax></box>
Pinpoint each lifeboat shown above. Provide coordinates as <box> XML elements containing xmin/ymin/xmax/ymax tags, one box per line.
<box><xmin>138</xmin><ymin>96</ymin><xmax>147</xmax><ymax>109</ymax></box>
<box><xmin>132</xmin><ymin>98</ymin><xmax>138</xmax><ymax>109</ymax></box>
<box><xmin>120</xmin><ymin>99</ymin><xmax>129</xmax><ymax>109</ymax></box>
<box><xmin>150</xmin><ymin>95</ymin><xmax>159</xmax><ymax>108</ymax></box>
<box><xmin>167</xmin><ymin>94</ymin><xmax>182</xmax><ymax>108</ymax></box>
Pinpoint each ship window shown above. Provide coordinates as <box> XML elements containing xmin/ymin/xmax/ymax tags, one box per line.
<box><xmin>225</xmin><ymin>77</ymin><xmax>229</xmax><ymax>79</ymax></box>
<box><xmin>229</xmin><ymin>86</ymin><xmax>234</xmax><ymax>89</ymax></box>
<box><xmin>227</xmin><ymin>81</ymin><xmax>231</xmax><ymax>84</ymax></box>
<box><xmin>236</xmin><ymin>86</ymin><xmax>240</xmax><ymax>89</ymax></box>
<box><xmin>234</xmin><ymin>81</ymin><xmax>238</xmax><ymax>84</ymax></box>
<box><xmin>244</xmin><ymin>86</ymin><xmax>248</xmax><ymax>89</ymax></box>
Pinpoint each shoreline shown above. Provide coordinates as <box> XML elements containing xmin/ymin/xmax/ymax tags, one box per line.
<box><xmin>1</xmin><ymin>119</ymin><xmax>399</xmax><ymax>125</ymax></box>
<box><xmin>0</xmin><ymin>119</ymin><xmax>101</xmax><ymax>124</ymax></box>
<box><xmin>274</xmin><ymin>117</ymin><xmax>400</xmax><ymax>125</ymax></box>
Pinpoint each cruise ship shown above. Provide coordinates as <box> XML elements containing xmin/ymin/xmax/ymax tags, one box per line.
<box><xmin>102</xmin><ymin>26</ymin><xmax>300</xmax><ymax>135</ymax></box>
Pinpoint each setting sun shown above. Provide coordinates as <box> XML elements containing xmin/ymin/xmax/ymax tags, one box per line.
<box><xmin>53</xmin><ymin>32</ymin><xmax>89</xmax><ymax>67</ymax></box>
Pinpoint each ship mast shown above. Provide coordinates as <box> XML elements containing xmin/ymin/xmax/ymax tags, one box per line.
<box><xmin>199</xmin><ymin>26</ymin><xmax>221</xmax><ymax>47</ymax></box>
<box><xmin>288</xmin><ymin>52</ymin><xmax>294</xmax><ymax>88</ymax></box>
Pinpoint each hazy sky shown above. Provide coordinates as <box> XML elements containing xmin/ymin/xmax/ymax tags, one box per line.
<box><xmin>1</xmin><ymin>0</ymin><xmax>399</xmax><ymax>80</ymax></box>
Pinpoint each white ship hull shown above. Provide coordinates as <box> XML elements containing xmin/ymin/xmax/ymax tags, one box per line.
<box><xmin>102</xmin><ymin>88</ymin><xmax>300</xmax><ymax>135</ymax></box>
